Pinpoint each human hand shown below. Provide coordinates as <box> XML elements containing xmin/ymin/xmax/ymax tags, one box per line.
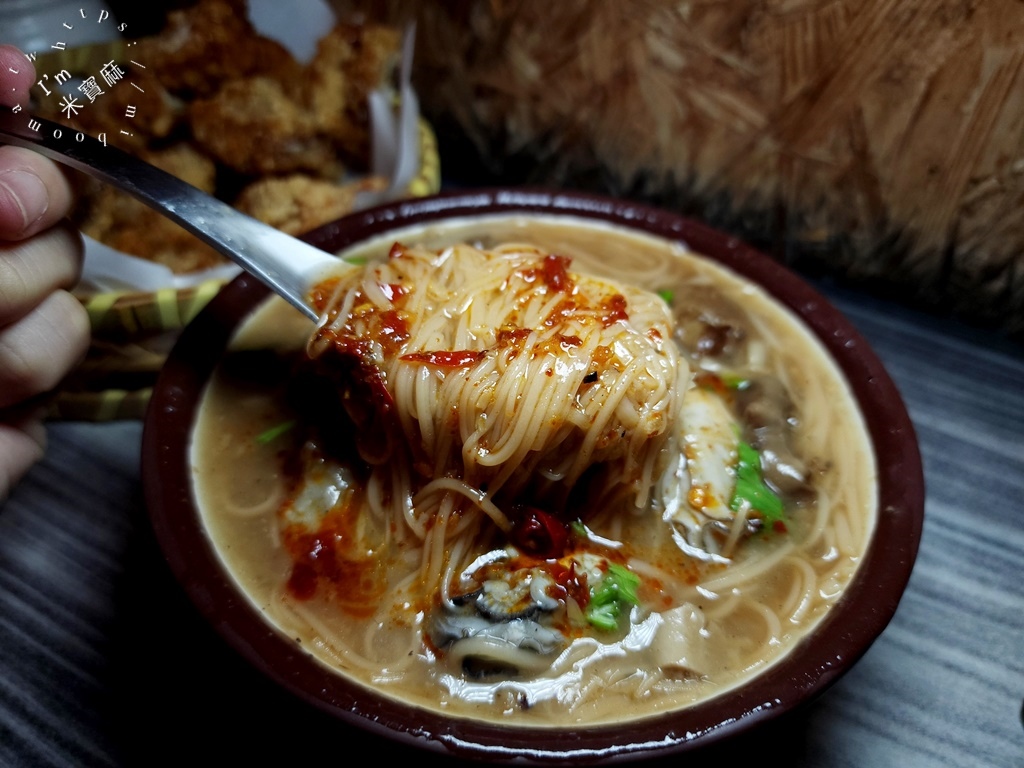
<box><xmin>0</xmin><ymin>45</ymin><xmax>90</xmax><ymax>501</ymax></box>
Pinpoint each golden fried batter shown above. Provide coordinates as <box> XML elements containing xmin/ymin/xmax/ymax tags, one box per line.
<box><xmin>235</xmin><ymin>174</ymin><xmax>387</xmax><ymax>235</ymax></box>
<box><xmin>142</xmin><ymin>143</ymin><xmax>218</xmax><ymax>193</ymax></box>
<box><xmin>80</xmin><ymin>187</ymin><xmax>227</xmax><ymax>274</ymax></box>
<box><xmin>60</xmin><ymin>1</ymin><xmax>406</xmax><ymax>275</ymax></box>
<box><xmin>303</xmin><ymin>23</ymin><xmax>401</xmax><ymax>164</ymax></box>
<box><xmin>35</xmin><ymin>66</ymin><xmax>182</xmax><ymax>154</ymax></box>
<box><xmin>140</xmin><ymin>0</ymin><xmax>302</xmax><ymax>98</ymax></box>
<box><xmin>77</xmin><ymin>143</ymin><xmax>224</xmax><ymax>273</ymax></box>
<box><xmin>190</xmin><ymin>77</ymin><xmax>343</xmax><ymax>177</ymax></box>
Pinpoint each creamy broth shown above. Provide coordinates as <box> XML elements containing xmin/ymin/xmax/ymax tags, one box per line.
<box><xmin>191</xmin><ymin>215</ymin><xmax>876</xmax><ymax>726</ymax></box>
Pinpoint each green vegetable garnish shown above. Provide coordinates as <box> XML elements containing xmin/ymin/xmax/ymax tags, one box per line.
<box><xmin>343</xmin><ymin>254</ymin><xmax>369</xmax><ymax>266</ymax></box>
<box><xmin>657</xmin><ymin>289</ymin><xmax>674</xmax><ymax>305</ymax></box>
<box><xmin>585</xmin><ymin>563</ymin><xmax>641</xmax><ymax>631</ymax></box>
<box><xmin>720</xmin><ymin>373</ymin><xmax>750</xmax><ymax>390</ymax></box>
<box><xmin>730</xmin><ymin>441</ymin><xmax>784</xmax><ymax>524</ymax></box>
<box><xmin>586</xmin><ymin>602</ymin><xmax>621</xmax><ymax>631</ymax></box>
<box><xmin>255</xmin><ymin>420</ymin><xmax>296</xmax><ymax>445</ymax></box>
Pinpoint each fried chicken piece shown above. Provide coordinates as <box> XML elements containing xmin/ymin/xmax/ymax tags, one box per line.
<box><xmin>76</xmin><ymin>143</ymin><xmax>225</xmax><ymax>273</ymax></box>
<box><xmin>141</xmin><ymin>143</ymin><xmax>218</xmax><ymax>193</ymax></box>
<box><xmin>189</xmin><ymin>77</ymin><xmax>343</xmax><ymax>177</ymax></box>
<box><xmin>303</xmin><ymin>23</ymin><xmax>401</xmax><ymax>164</ymax></box>
<box><xmin>71</xmin><ymin>142</ymin><xmax>216</xmax><ymax>227</ymax></box>
<box><xmin>141</xmin><ymin>0</ymin><xmax>302</xmax><ymax>98</ymax></box>
<box><xmin>34</xmin><ymin>65</ymin><xmax>183</xmax><ymax>154</ymax></box>
<box><xmin>82</xmin><ymin>66</ymin><xmax>182</xmax><ymax>147</ymax></box>
<box><xmin>48</xmin><ymin>3</ymin><xmax>407</xmax><ymax>276</ymax></box>
<box><xmin>80</xmin><ymin>186</ymin><xmax>227</xmax><ymax>273</ymax></box>
<box><xmin>235</xmin><ymin>174</ymin><xmax>387</xmax><ymax>235</ymax></box>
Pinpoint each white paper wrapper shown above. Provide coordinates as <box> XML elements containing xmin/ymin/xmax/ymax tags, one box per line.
<box><xmin>78</xmin><ymin>237</ymin><xmax>242</xmax><ymax>293</ymax></box>
<box><xmin>363</xmin><ymin>24</ymin><xmax>421</xmax><ymax>208</ymax></box>
<box><xmin>78</xmin><ymin>1</ymin><xmax>421</xmax><ymax>295</ymax></box>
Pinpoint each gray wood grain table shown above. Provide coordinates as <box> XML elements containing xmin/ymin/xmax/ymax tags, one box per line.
<box><xmin>2</xmin><ymin>282</ymin><xmax>1022</xmax><ymax>767</ymax></box>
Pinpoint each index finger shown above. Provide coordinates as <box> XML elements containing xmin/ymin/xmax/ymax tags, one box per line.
<box><xmin>0</xmin><ymin>46</ymin><xmax>36</xmax><ymax>108</ymax></box>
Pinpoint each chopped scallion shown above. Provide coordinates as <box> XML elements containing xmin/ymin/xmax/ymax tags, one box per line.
<box><xmin>255</xmin><ymin>420</ymin><xmax>296</xmax><ymax>444</ymax></box>
<box><xmin>585</xmin><ymin>563</ymin><xmax>640</xmax><ymax>631</ymax></box>
<box><xmin>721</xmin><ymin>373</ymin><xmax>750</xmax><ymax>390</ymax></box>
<box><xmin>730</xmin><ymin>441</ymin><xmax>784</xmax><ymax>523</ymax></box>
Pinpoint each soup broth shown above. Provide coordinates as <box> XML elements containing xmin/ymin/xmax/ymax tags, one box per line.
<box><xmin>191</xmin><ymin>215</ymin><xmax>877</xmax><ymax>726</ymax></box>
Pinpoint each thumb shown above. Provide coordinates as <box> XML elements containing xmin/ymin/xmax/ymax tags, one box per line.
<box><xmin>0</xmin><ymin>46</ymin><xmax>36</xmax><ymax>108</ymax></box>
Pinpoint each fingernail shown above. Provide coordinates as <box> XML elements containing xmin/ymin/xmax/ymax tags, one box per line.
<box><xmin>0</xmin><ymin>169</ymin><xmax>49</xmax><ymax>232</ymax></box>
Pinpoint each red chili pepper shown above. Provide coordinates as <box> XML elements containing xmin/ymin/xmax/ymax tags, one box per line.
<box><xmin>361</xmin><ymin>364</ymin><xmax>395</xmax><ymax>410</ymax></box>
<box><xmin>600</xmin><ymin>294</ymin><xmax>629</xmax><ymax>326</ymax></box>
<box><xmin>496</xmin><ymin>327</ymin><xmax>532</xmax><ymax>347</ymax></box>
<box><xmin>541</xmin><ymin>254</ymin><xmax>573</xmax><ymax>292</ymax></box>
<box><xmin>694</xmin><ymin>371</ymin><xmax>729</xmax><ymax>397</ymax></box>
<box><xmin>379</xmin><ymin>283</ymin><xmax>408</xmax><ymax>302</ymax></box>
<box><xmin>400</xmin><ymin>350</ymin><xmax>484</xmax><ymax>367</ymax></box>
<box><xmin>377</xmin><ymin>310</ymin><xmax>410</xmax><ymax>354</ymax></box>
<box><xmin>309</xmin><ymin>277</ymin><xmax>341</xmax><ymax>314</ymax></box>
<box><xmin>318</xmin><ymin>337</ymin><xmax>396</xmax><ymax>412</ymax></box>
<box><xmin>513</xmin><ymin>507</ymin><xmax>569</xmax><ymax>559</ymax></box>
<box><xmin>548</xmin><ymin>559</ymin><xmax>589</xmax><ymax>607</ymax></box>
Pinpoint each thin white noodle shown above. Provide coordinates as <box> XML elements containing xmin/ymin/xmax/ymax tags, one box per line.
<box><xmin>413</xmin><ymin>478</ymin><xmax>512</xmax><ymax>532</ymax></box>
<box><xmin>197</xmin><ymin>228</ymin><xmax>877</xmax><ymax>726</ymax></box>
<box><xmin>219</xmin><ymin>487</ymin><xmax>283</xmax><ymax>519</ymax></box>
<box><xmin>700</xmin><ymin>540</ymin><xmax>797</xmax><ymax>592</ymax></box>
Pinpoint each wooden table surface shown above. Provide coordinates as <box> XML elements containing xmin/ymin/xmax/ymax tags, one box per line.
<box><xmin>1</xmin><ymin>281</ymin><xmax>1022</xmax><ymax>768</ymax></box>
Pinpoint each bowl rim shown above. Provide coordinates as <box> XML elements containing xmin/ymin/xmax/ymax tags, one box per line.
<box><xmin>142</xmin><ymin>187</ymin><xmax>924</xmax><ymax>764</ymax></box>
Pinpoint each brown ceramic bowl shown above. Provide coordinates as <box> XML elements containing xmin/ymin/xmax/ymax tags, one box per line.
<box><xmin>142</xmin><ymin>189</ymin><xmax>924</xmax><ymax>764</ymax></box>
